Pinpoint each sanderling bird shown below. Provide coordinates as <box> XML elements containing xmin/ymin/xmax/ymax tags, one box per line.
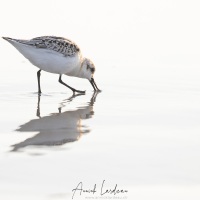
<box><xmin>2</xmin><ymin>36</ymin><xmax>101</xmax><ymax>94</ymax></box>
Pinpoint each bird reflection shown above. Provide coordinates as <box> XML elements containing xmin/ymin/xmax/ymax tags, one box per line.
<box><xmin>11</xmin><ymin>92</ymin><xmax>99</xmax><ymax>152</ymax></box>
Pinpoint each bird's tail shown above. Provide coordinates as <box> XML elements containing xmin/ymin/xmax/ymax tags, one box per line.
<box><xmin>2</xmin><ymin>37</ymin><xmax>13</xmax><ymax>41</ymax></box>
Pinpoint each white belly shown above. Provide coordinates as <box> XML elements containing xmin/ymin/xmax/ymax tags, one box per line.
<box><xmin>11</xmin><ymin>41</ymin><xmax>81</xmax><ymax>74</ymax></box>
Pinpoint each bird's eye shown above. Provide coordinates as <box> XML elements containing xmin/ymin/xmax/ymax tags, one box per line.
<box><xmin>91</xmin><ymin>68</ymin><xmax>95</xmax><ymax>73</ymax></box>
<box><xmin>86</xmin><ymin>65</ymin><xmax>95</xmax><ymax>73</ymax></box>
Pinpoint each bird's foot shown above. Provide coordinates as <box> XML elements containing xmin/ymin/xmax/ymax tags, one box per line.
<box><xmin>96</xmin><ymin>89</ymin><xmax>102</xmax><ymax>93</ymax></box>
<box><xmin>73</xmin><ymin>89</ymin><xmax>86</xmax><ymax>94</ymax></box>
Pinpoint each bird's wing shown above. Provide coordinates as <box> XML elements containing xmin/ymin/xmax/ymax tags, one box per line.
<box><xmin>18</xmin><ymin>36</ymin><xmax>80</xmax><ymax>57</ymax></box>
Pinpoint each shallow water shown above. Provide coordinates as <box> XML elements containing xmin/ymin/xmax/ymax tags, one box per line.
<box><xmin>1</xmin><ymin>50</ymin><xmax>200</xmax><ymax>199</ymax></box>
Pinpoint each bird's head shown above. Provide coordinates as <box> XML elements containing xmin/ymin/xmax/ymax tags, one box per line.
<box><xmin>81</xmin><ymin>58</ymin><xmax>101</xmax><ymax>92</ymax></box>
<box><xmin>81</xmin><ymin>58</ymin><xmax>95</xmax><ymax>79</ymax></box>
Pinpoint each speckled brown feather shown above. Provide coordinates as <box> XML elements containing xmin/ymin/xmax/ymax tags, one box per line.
<box><xmin>14</xmin><ymin>36</ymin><xmax>80</xmax><ymax>57</ymax></box>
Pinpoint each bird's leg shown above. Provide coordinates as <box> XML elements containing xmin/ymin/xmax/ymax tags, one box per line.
<box><xmin>58</xmin><ymin>75</ymin><xmax>85</xmax><ymax>94</ymax></box>
<box><xmin>36</xmin><ymin>93</ymin><xmax>41</xmax><ymax>118</ymax></box>
<box><xmin>37</xmin><ymin>70</ymin><xmax>42</xmax><ymax>94</ymax></box>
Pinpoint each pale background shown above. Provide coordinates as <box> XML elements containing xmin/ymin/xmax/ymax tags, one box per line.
<box><xmin>0</xmin><ymin>0</ymin><xmax>200</xmax><ymax>200</ymax></box>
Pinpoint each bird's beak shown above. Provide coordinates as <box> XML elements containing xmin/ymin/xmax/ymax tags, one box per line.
<box><xmin>90</xmin><ymin>78</ymin><xmax>101</xmax><ymax>92</ymax></box>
